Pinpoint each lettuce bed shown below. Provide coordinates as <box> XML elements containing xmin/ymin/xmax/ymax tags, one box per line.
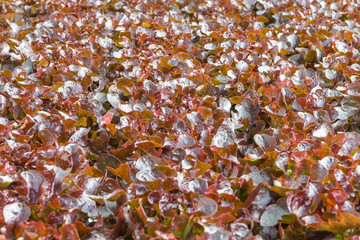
<box><xmin>1</xmin><ymin>0</ymin><xmax>360</xmax><ymax>239</ymax></box>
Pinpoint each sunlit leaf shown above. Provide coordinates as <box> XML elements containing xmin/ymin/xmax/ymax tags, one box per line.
<box><xmin>59</xmin><ymin>224</ymin><xmax>80</xmax><ymax>240</ymax></box>
<box><xmin>83</xmin><ymin>164</ymin><xmax>104</xmax><ymax>178</ymax></box>
<box><xmin>196</xmin><ymin>161</ymin><xmax>212</xmax><ymax>177</ymax></box>
<box><xmin>107</xmin><ymin>164</ymin><xmax>131</xmax><ymax>183</ymax></box>
<box><xmin>38</xmin><ymin>129</ymin><xmax>55</xmax><ymax>146</ymax></box>
<box><xmin>101</xmin><ymin>112</ymin><xmax>114</xmax><ymax>126</ymax></box>
<box><xmin>304</xmin><ymin>213</ymin><xmax>360</xmax><ymax>234</ymax></box>
<box><xmin>260</xmin><ymin>199</ymin><xmax>291</xmax><ymax>226</ymax></box>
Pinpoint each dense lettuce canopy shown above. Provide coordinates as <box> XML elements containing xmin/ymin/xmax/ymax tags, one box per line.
<box><xmin>1</xmin><ymin>0</ymin><xmax>360</xmax><ymax>239</ymax></box>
